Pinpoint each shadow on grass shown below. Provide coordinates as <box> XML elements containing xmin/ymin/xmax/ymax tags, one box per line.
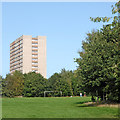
<box><xmin>75</xmin><ymin>101</ymin><xmax>98</xmax><ymax>107</ymax></box>
<box><xmin>75</xmin><ymin>101</ymin><xmax>120</xmax><ymax>108</ymax></box>
<box><xmin>77</xmin><ymin>104</ymin><xmax>97</xmax><ymax>107</ymax></box>
<box><xmin>75</xmin><ymin>101</ymin><xmax>86</xmax><ymax>104</ymax></box>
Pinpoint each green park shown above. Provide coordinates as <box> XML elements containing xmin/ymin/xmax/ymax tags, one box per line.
<box><xmin>2</xmin><ymin>97</ymin><xmax>118</xmax><ymax>118</ymax></box>
<box><xmin>1</xmin><ymin>2</ymin><xmax>120</xmax><ymax>119</ymax></box>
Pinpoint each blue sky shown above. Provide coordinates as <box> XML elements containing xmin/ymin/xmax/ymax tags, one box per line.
<box><xmin>2</xmin><ymin>2</ymin><xmax>115</xmax><ymax>78</ymax></box>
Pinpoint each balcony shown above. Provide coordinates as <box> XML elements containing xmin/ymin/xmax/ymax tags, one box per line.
<box><xmin>32</xmin><ymin>56</ymin><xmax>38</xmax><ymax>59</ymax></box>
<box><xmin>32</xmin><ymin>64</ymin><xmax>38</xmax><ymax>67</ymax></box>
<box><xmin>32</xmin><ymin>60</ymin><xmax>38</xmax><ymax>63</ymax></box>
<box><xmin>32</xmin><ymin>45</ymin><xmax>38</xmax><ymax>47</ymax></box>
<box><xmin>32</xmin><ymin>68</ymin><xmax>38</xmax><ymax>70</ymax></box>
<box><xmin>32</xmin><ymin>51</ymin><xmax>38</xmax><ymax>54</ymax></box>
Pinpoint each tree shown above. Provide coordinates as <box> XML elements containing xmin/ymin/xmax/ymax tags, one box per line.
<box><xmin>4</xmin><ymin>71</ymin><xmax>24</xmax><ymax>97</ymax></box>
<box><xmin>23</xmin><ymin>72</ymin><xmax>47</xmax><ymax>97</ymax></box>
<box><xmin>0</xmin><ymin>75</ymin><xmax>2</xmax><ymax>96</ymax></box>
<box><xmin>60</xmin><ymin>69</ymin><xmax>73</xmax><ymax>96</ymax></box>
<box><xmin>60</xmin><ymin>69</ymin><xmax>82</xmax><ymax>96</ymax></box>
<box><xmin>71</xmin><ymin>70</ymin><xmax>83</xmax><ymax>96</ymax></box>
<box><xmin>48</xmin><ymin>72</ymin><xmax>72</xmax><ymax>97</ymax></box>
<box><xmin>75</xmin><ymin>2</ymin><xmax>119</xmax><ymax>102</ymax></box>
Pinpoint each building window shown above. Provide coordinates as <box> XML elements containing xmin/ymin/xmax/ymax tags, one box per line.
<box><xmin>32</xmin><ymin>62</ymin><xmax>38</xmax><ymax>64</ymax></box>
<box><xmin>32</xmin><ymin>54</ymin><xmax>38</xmax><ymax>57</ymax></box>
<box><xmin>32</xmin><ymin>46</ymin><xmax>38</xmax><ymax>49</ymax></box>
<box><xmin>32</xmin><ymin>50</ymin><xmax>38</xmax><ymax>53</ymax></box>
<box><xmin>32</xmin><ymin>39</ymin><xmax>38</xmax><ymax>41</ymax></box>
<box><xmin>32</xmin><ymin>58</ymin><xmax>38</xmax><ymax>61</ymax></box>
<box><xmin>32</xmin><ymin>66</ymin><xmax>38</xmax><ymax>68</ymax></box>
<box><xmin>32</xmin><ymin>70</ymin><xmax>38</xmax><ymax>72</ymax></box>
<box><xmin>32</xmin><ymin>42</ymin><xmax>38</xmax><ymax>45</ymax></box>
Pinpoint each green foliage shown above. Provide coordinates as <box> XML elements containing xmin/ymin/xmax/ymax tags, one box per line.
<box><xmin>90</xmin><ymin>2</ymin><xmax>120</xmax><ymax>23</ymax></box>
<box><xmin>2</xmin><ymin>70</ymin><xmax>81</xmax><ymax>97</ymax></box>
<box><xmin>75</xmin><ymin>2</ymin><xmax>119</xmax><ymax>102</ymax></box>
<box><xmin>60</xmin><ymin>69</ymin><xmax>73</xmax><ymax>96</ymax></box>
<box><xmin>23</xmin><ymin>72</ymin><xmax>47</xmax><ymax>97</ymax></box>
<box><xmin>72</xmin><ymin>70</ymin><xmax>84</xmax><ymax>96</ymax></box>
<box><xmin>47</xmin><ymin>69</ymin><xmax>83</xmax><ymax>97</ymax></box>
<box><xmin>48</xmin><ymin>72</ymin><xmax>72</xmax><ymax>96</ymax></box>
<box><xmin>1</xmin><ymin>76</ymin><xmax>6</xmax><ymax>96</ymax></box>
<box><xmin>3</xmin><ymin>71</ymin><xmax>24</xmax><ymax>97</ymax></box>
<box><xmin>90</xmin><ymin>17</ymin><xmax>112</xmax><ymax>23</ymax></box>
<box><xmin>0</xmin><ymin>75</ymin><xmax>2</xmax><ymax>96</ymax></box>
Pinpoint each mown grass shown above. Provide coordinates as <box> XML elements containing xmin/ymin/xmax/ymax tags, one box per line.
<box><xmin>2</xmin><ymin>97</ymin><xmax>118</xmax><ymax>118</ymax></box>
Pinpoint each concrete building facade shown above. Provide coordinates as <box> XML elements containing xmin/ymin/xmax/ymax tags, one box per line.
<box><xmin>10</xmin><ymin>35</ymin><xmax>46</xmax><ymax>78</ymax></box>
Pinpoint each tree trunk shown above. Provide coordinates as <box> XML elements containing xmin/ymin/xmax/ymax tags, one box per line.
<box><xmin>97</xmin><ymin>96</ymin><xmax>99</xmax><ymax>103</ymax></box>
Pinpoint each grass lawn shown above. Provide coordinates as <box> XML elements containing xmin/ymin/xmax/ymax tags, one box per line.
<box><xmin>2</xmin><ymin>97</ymin><xmax>118</xmax><ymax>118</ymax></box>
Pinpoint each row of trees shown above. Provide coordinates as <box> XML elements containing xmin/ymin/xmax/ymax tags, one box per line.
<box><xmin>1</xmin><ymin>69</ymin><xmax>82</xmax><ymax>98</ymax></box>
<box><xmin>47</xmin><ymin>69</ymin><xmax>82</xmax><ymax>96</ymax></box>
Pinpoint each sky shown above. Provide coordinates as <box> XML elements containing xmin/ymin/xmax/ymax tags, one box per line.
<box><xmin>1</xmin><ymin>2</ymin><xmax>115</xmax><ymax>78</ymax></box>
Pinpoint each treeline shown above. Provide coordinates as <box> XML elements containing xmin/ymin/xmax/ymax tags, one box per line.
<box><xmin>0</xmin><ymin>69</ymin><xmax>82</xmax><ymax>98</ymax></box>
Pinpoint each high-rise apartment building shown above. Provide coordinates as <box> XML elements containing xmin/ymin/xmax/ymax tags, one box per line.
<box><xmin>10</xmin><ymin>35</ymin><xmax>46</xmax><ymax>78</ymax></box>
